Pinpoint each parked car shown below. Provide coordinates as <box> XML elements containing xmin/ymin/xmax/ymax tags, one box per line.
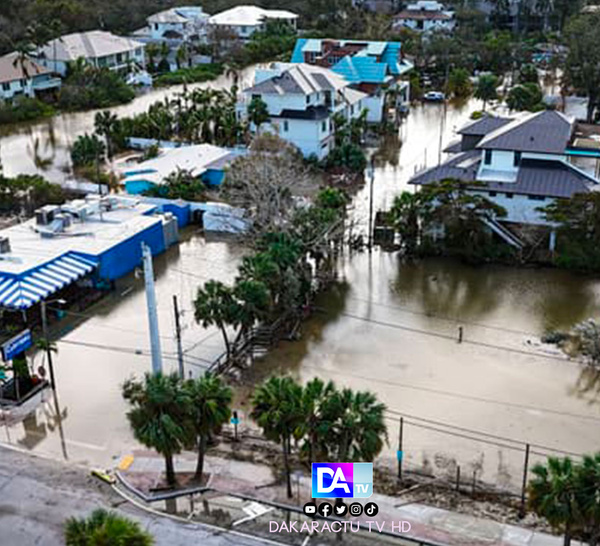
<box><xmin>423</xmin><ymin>91</ymin><xmax>445</xmax><ymax>102</ymax></box>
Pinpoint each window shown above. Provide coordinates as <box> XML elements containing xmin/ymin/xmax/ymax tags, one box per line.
<box><xmin>2</xmin><ymin>83</ymin><xmax>9</xmax><ymax>91</ymax></box>
<box><xmin>484</xmin><ymin>150</ymin><xmax>492</xmax><ymax>165</ymax></box>
<box><xmin>20</xmin><ymin>79</ymin><xmax>27</xmax><ymax>87</ymax></box>
<box><xmin>514</xmin><ymin>151</ymin><xmax>522</xmax><ymax>167</ymax></box>
<box><xmin>283</xmin><ymin>120</ymin><xmax>289</xmax><ymax>132</ymax></box>
<box><xmin>306</xmin><ymin>95</ymin><xmax>310</xmax><ymax>104</ymax></box>
<box><xmin>252</xmin><ymin>94</ymin><xmax>261</xmax><ymax>101</ymax></box>
<box><xmin>489</xmin><ymin>191</ymin><xmax>497</xmax><ymax>197</ymax></box>
<box><xmin>116</xmin><ymin>53</ymin><xmax>123</xmax><ymax>63</ymax></box>
<box><xmin>528</xmin><ymin>195</ymin><xmax>546</xmax><ymax>201</ymax></box>
<box><xmin>505</xmin><ymin>193</ymin><xmax>514</xmax><ymax>199</ymax></box>
<box><xmin>322</xmin><ymin>121</ymin><xmax>327</xmax><ymax>132</ymax></box>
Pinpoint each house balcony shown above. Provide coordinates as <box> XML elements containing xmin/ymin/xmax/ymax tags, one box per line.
<box><xmin>32</xmin><ymin>77</ymin><xmax>62</xmax><ymax>91</ymax></box>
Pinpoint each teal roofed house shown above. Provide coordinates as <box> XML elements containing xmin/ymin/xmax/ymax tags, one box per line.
<box><xmin>290</xmin><ymin>38</ymin><xmax>413</xmax><ymax>123</ymax></box>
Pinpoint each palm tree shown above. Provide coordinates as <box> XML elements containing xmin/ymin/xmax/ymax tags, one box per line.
<box><xmin>247</xmin><ymin>97</ymin><xmax>269</xmax><ymax>134</ymax></box>
<box><xmin>300</xmin><ymin>377</ymin><xmax>336</xmax><ymax>465</ymax></box>
<box><xmin>194</xmin><ymin>280</ymin><xmax>238</xmax><ymax>358</ymax></box>
<box><xmin>574</xmin><ymin>453</ymin><xmax>600</xmax><ymax>546</ymax></box>
<box><xmin>94</xmin><ymin>110</ymin><xmax>118</xmax><ymax>160</ymax></box>
<box><xmin>529</xmin><ymin>456</ymin><xmax>578</xmax><ymax>546</ymax></box>
<box><xmin>64</xmin><ymin>509</ymin><xmax>153</xmax><ymax>545</ymax></box>
<box><xmin>185</xmin><ymin>374</ymin><xmax>232</xmax><ymax>482</ymax></box>
<box><xmin>323</xmin><ymin>388</ymin><xmax>387</xmax><ymax>462</ymax></box>
<box><xmin>474</xmin><ymin>74</ymin><xmax>499</xmax><ymax>112</ymax></box>
<box><xmin>122</xmin><ymin>373</ymin><xmax>194</xmax><ymax>486</ymax></box>
<box><xmin>251</xmin><ymin>376</ymin><xmax>303</xmax><ymax>498</ymax></box>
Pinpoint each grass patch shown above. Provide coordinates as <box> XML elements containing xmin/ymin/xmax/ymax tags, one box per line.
<box><xmin>154</xmin><ymin>63</ymin><xmax>224</xmax><ymax>87</ymax></box>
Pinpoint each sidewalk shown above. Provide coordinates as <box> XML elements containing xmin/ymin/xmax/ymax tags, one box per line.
<box><xmin>117</xmin><ymin>450</ymin><xmax>578</xmax><ymax>546</ymax></box>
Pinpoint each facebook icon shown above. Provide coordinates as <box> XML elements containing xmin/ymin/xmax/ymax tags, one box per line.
<box><xmin>312</xmin><ymin>463</ymin><xmax>373</xmax><ymax>499</ymax></box>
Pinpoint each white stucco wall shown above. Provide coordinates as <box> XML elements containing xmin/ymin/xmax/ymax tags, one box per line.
<box><xmin>265</xmin><ymin>116</ymin><xmax>332</xmax><ymax>159</ymax></box>
<box><xmin>470</xmin><ymin>190</ymin><xmax>551</xmax><ymax>225</ymax></box>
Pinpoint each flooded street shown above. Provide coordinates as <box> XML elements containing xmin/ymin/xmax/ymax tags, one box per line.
<box><xmin>1</xmin><ymin>84</ymin><xmax>599</xmax><ymax>493</ymax></box>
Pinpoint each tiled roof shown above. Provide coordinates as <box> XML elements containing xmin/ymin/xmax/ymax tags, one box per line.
<box><xmin>410</xmin><ymin>151</ymin><xmax>596</xmax><ymax>199</ymax></box>
<box><xmin>0</xmin><ymin>52</ymin><xmax>51</xmax><ymax>84</ymax></box>
<box><xmin>477</xmin><ymin>110</ymin><xmax>573</xmax><ymax>154</ymax></box>
<box><xmin>458</xmin><ymin>115</ymin><xmax>512</xmax><ymax>137</ymax></box>
<box><xmin>39</xmin><ymin>31</ymin><xmax>144</xmax><ymax>62</ymax></box>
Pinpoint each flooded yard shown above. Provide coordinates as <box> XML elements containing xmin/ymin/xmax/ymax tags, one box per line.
<box><xmin>1</xmin><ymin>89</ymin><xmax>599</xmax><ymax>494</ymax></box>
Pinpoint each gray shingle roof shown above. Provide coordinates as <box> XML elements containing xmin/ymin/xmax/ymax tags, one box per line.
<box><xmin>458</xmin><ymin>115</ymin><xmax>512</xmax><ymax>137</ymax></box>
<box><xmin>477</xmin><ymin>110</ymin><xmax>573</xmax><ymax>154</ymax></box>
<box><xmin>244</xmin><ymin>64</ymin><xmax>347</xmax><ymax>96</ymax></box>
<box><xmin>410</xmin><ymin>152</ymin><xmax>596</xmax><ymax>199</ymax></box>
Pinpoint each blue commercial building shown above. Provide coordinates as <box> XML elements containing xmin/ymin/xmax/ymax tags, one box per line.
<box><xmin>0</xmin><ymin>196</ymin><xmax>178</xmax><ymax>311</ymax></box>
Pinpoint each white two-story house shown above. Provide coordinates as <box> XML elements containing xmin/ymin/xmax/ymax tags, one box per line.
<box><xmin>147</xmin><ymin>6</ymin><xmax>209</xmax><ymax>43</ymax></box>
<box><xmin>393</xmin><ymin>1</ymin><xmax>456</xmax><ymax>33</ymax></box>
<box><xmin>36</xmin><ymin>31</ymin><xmax>146</xmax><ymax>77</ymax></box>
<box><xmin>0</xmin><ymin>52</ymin><xmax>61</xmax><ymax>101</ymax></box>
<box><xmin>410</xmin><ymin>111</ymin><xmax>600</xmax><ymax>232</ymax></box>
<box><xmin>239</xmin><ymin>63</ymin><xmax>368</xmax><ymax>160</ymax></box>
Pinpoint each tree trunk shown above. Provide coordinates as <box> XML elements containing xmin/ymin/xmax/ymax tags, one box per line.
<box><xmin>194</xmin><ymin>434</ymin><xmax>207</xmax><ymax>482</ymax></box>
<box><xmin>282</xmin><ymin>436</ymin><xmax>293</xmax><ymax>498</ymax></box>
<box><xmin>165</xmin><ymin>452</ymin><xmax>176</xmax><ymax>486</ymax></box>
<box><xmin>563</xmin><ymin>517</ymin><xmax>571</xmax><ymax>546</ymax></box>
<box><xmin>219</xmin><ymin>323</ymin><xmax>231</xmax><ymax>358</ymax></box>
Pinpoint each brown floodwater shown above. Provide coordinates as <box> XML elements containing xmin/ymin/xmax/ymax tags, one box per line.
<box><xmin>1</xmin><ymin>86</ymin><xmax>599</xmax><ymax>493</ymax></box>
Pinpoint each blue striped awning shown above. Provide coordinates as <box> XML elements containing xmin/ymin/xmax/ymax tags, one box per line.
<box><xmin>0</xmin><ymin>253</ymin><xmax>98</xmax><ymax>310</ymax></box>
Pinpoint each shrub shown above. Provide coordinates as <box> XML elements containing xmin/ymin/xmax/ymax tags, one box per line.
<box><xmin>153</xmin><ymin>64</ymin><xmax>223</xmax><ymax>87</ymax></box>
<box><xmin>0</xmin><ymin>97</ymin><xmax>54</xmax><ymax>125</ymax></box>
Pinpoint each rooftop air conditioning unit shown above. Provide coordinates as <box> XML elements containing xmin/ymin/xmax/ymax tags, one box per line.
<box><xmin>0</xmin><ymin>237</ymin><xmax>10</xmax><ymax>254</ymax></box>
<box><xmin>35</xmin><ymin>205</ymin><xmax>60</xmax><ymax>226</ymax></box>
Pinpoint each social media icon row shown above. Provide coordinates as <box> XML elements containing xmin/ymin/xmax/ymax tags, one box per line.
<box><xmin>303</xmin><ymin>501</ymin><xmax>379</xmax><ymax>518</ymax></box>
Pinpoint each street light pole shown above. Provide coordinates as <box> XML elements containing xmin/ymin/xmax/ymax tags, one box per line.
<box><xmin>367</xmin><ymin>158</ymin><xmax>375</xmax><ymax>253</ymax></box>
<box><xmin>40</xmin><ymin>301</ymin><xmax>56</xmax><ymax>391</ymax></box>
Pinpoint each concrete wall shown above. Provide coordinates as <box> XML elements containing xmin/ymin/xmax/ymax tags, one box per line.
<box><xmin>265</xmin><ymin>117</ymin><xmax>331</xmax><ymax>159</ymax></box>
<box><xmin>470</xmin><ymin>189</ymin><xmax>551</xmax><ymax>225</ymax></box>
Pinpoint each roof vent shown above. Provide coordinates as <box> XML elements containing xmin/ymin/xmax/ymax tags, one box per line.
<box><xmin>530</xmin><ymin>136</ymin><xmax>535</xmax><ymax>141</ymax></box>
<box><xmin>0</xmin><ymin>237</ymin><xmax>10</xmax><ymax>254</ymax></box>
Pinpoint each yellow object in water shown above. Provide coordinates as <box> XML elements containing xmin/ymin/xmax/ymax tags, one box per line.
<box><xmin>118</xmin><ymin>454</ymin><xmax>135</xmax><ymax>471</ymax></box>
<box><xmin>91</xmin><ymin>468</ymin><xmax>116</xmax><ymax>484</ymax></box>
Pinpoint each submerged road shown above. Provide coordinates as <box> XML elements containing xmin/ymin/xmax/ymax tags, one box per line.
<box><xmin>0</xmin><ymin>445</ymin><xmax>279</xmax><ymax>546</ymax></box>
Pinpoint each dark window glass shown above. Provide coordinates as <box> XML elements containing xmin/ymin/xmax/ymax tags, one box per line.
<box><xmin>484</xmin><ymin>150</ymin><xmax>492</xmax><ymax>165</ymax></box>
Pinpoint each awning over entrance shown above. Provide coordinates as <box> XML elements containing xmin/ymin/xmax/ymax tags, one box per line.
<box><xmin>0</xmin><ymin>253</ymin><xmax>98</xmax><ymax>310</ymax></box>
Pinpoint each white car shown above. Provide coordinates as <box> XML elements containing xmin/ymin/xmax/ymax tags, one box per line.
<box><xmin>424</xmin><ymin>91</ymin><xmax>446</xmax><ymax>102</ymax></box>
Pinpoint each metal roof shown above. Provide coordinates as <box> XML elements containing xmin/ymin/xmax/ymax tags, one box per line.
<box><xmin>332</xmin><ymin>56</ymin><xmax>387</xmax><ymax>84</ymax></box>
<box><xmin>409</xmin><ymin>152</ymin><xmax>596</xmax><ymax>199</ymax></box>
<box><xmin>458</xmin><ymin>115</ymin><xmax>512</xmax><ymax>137</ymax></box>
<box><xmin>477</xmin><ymin>110</ymin><xmax>573</xmax><ymax>154</ymax></box>
<box><xmin>0</xmin><ymin>253</ymin><xmax>97</xmax><ymax>310</ymax></box>
<box><xmin>209</xmin><ymin>6</ymin><xmax>297</xmax><ymax>26</ymax></box>
<box><xmin>245</xmin><ymin>64</ymin><xmax>348</xmax><ymax>95</ymax></box>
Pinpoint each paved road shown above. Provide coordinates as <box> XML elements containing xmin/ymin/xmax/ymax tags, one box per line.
<box><xmin>0</xmin><ymin>445</ymin><xmax>278</xmax><ymax>546</ymax></box>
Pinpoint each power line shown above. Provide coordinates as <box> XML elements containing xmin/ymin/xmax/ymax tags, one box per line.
<box><xmin>339</xmin><ymin>311</ymin><xmax>571</xmax><ymax>364</ymax></box>
<box><xmin>300</xmin><ymin>363</ymin><xmax>600</xmax><ymax>424</ymax></box>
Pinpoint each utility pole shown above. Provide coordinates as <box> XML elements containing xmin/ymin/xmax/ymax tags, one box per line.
<box><xmin>95</xmin><ymin>150</ymin><xmax>103</xmax><ymax>222</ymax></box>
<box><xmin>368</xmin><ymin>158</ymin><xmax>375</xmax><ymax>252</ymax></box>
<box><xmin>40</xmin><ymin>301</ymin><xmax>56</xmax><ymax>391</ymax></box>
<box><xmin>142</xmin><ymin>243</ymin><xmax>163</xmax><ymax>375</ymax></box>
<box><xmin>173</xmin><ymin>295</ymin><xmax>184</xmax><ymax>379</ymax></box>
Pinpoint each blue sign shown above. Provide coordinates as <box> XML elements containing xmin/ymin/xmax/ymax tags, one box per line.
<box><xmin>1</xmin><ymin>329</ymin><xmax>33</xmax><ymax>361</ymax></box>
<box><xmin>397</xmin><ymin>450</ymin><xmax>404</xmax><ymax>461</ymax></box>
<box><xmin>231</xmin><ymin>417</ymin><xmax>240</xmax><ymax>425</ymax></box>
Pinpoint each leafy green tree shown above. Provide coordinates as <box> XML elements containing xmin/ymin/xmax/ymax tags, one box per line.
<box><xmin>529</xmin><ymin>457</ymin><xmax>577</xmax><ymax>546</ymax></box>
<box><xmin>448</xmin><ymin>68</ymin><xmax>472</xmax><ymax>98</ymax></box>
<box><xmin>144</xmin><ymin>168</ymin><xmax>206</xmax><ymax>202</ymax></box>
<box><xmin>542</xmin><ymin>193</ymin><xmax>600</xmax><ymax>270</ymax></box>
<box><xmin>251</xmin><ymin>376</ymin><xmax>304</xmax><ymax>498</ymax></box>
<box><xmin>575</xmin><ymin>453</ymin><xmax>600</xmax><ymax>545</ymax></box>
<box><xmin>70</xmin><ymin>133</ymin><xmax>105</xmax><ymax>167</ymax></box>
<box><xmin>506</xmin><ymin>83</ymin><xmax>543</xmax><ymax>112</ymax></box>
<box><xmin>64</xmin><ymin>509</ymin><xmax>153</xmax><ymax>546</ymax></box>
<box><xmin>185</xmin><ymin>374</ymin><xmax>232</xmax><ymax>482</ymax></box>
<box><xmin>390</xmin><ymin>191</ymin><xmax>429</xmax><ymax>256</ymax></box>
<box><xmin>564</xmin><ymin>12</ymin><xmax>600</xmax><ymax>123</ymax></box>
<box><xmin>122</xmin><ymin>373</ymin><xmax>193</xmax><ymax>486</ymax></box>
<box><xmin>248</xmin><ymin>96</ymin><xmax>270</xmax><ymax>134</ymax></box>
<box><xmin>518</xmin><ymin>64</ymin><xmax>539</xmax><ymax>85</ymax></box>
<box><xmin>474</xmin><ymin>74</ymin><xmax>499</xmax><ymax>111</ymax></box>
